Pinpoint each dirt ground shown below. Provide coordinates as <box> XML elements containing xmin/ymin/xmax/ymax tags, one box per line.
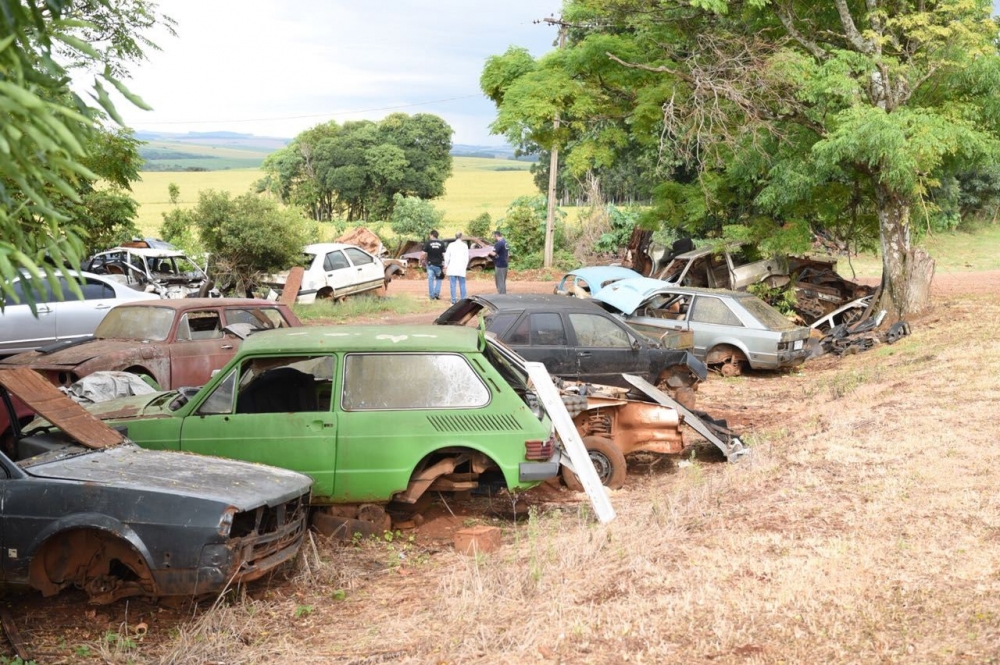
<box><xmin>3</xmin><ymin>269</ymin><xmax>1000</xmax><ymax>663</ymax></box>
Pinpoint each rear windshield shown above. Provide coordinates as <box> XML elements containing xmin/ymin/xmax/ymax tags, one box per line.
<box><xmin>95</xmin><ymin>306</ymin><xmax>175</xmax><ymax>341</ymax></box>
<box><xmin>738</xmin><ymin>296</ymin><xmax>799</xmax><ymax>331</ymax></box>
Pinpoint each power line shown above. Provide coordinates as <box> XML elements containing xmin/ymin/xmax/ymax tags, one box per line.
<box><xmin>134</xmin><ymin>94</ymin><xmax>484</xmax><ymax>126</ymax></box>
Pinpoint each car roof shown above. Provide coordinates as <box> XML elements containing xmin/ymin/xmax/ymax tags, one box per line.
<box><xmin>594</xmin><ymin>277</ymin><xmax>749</xmax><ymax>314</ymax></box>
<box><xmin>304</xmin><ymin>243</ymin><xmax>364</xmax><ymax>254</ymax></box>
<box><xmin>240</xmin><ymin>324</ymin><xmax>483</xmax><ymax>354</ymax></box>
<box><xmin>112</xmin><ymin>298</ymin><xmax>283</xmax><ymax>311</ymax></box>
<box><xmin>468</xmin><ymin>293</ymin><xmax>608</xmax><ymax>310</ymax></box>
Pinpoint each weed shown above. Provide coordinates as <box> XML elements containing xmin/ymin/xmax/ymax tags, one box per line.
<box><xmin>291</xmin><ymin>294</ymin><xmax>423</xmax><ymax>323</ymax></box>
<box><xmin>294</xmin><ymin>605</ymin><xmax>314</xmax><ymax>618</ymax></box>
<box><xmin>332</xmin><ymin>589</ymin><xmax>347</xmax><ymax>601</ymax></box>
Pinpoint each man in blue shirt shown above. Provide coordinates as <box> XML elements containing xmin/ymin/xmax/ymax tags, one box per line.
<box><xmin>490</xmin><ymin>229</ymin><xmax>509</xmax><ymax>294</ymax></box>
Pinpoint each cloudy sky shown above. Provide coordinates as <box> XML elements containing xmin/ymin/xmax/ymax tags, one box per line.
<box><xmin>118</xmin><ymin>0</ymin><xmax>564</xmax><ymax>145</ymax></box>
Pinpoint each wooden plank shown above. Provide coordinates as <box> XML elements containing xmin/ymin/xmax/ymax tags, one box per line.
<box><xmin>525</xmin><ymin>361</ymin><xmax>616</xmax><ymax>523</ymax></box>
<box><xmin>0</xmin><ymin>606</ymin><xmax>32</xmax><ymax>662</ymax></box>
<box><xmin>0</xmin><ymin>368</ymin><xmax>123</xmax><ymax>448</ymax></box>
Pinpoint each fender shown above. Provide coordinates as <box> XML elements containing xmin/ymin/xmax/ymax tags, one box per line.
<box><xmin>25</xmin><ymin>512</ymin><xmax>156</xmax><ymax>566</ymax></box>
<box><xmin>705</xmin><ymin>338</ymin><xmax>752</xmax><ymax>363</ymax></box>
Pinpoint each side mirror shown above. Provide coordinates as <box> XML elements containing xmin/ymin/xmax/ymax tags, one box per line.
<box><xmin>631</xmin><ymin>338</ymin><xmax>641</xmax><ymax>351</ymax></box>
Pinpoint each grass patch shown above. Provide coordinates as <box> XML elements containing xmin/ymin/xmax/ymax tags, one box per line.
<box><xmin>291</xmin><ymin>294</ymin><xmax>426</xmax><ymax>323</ymax></box>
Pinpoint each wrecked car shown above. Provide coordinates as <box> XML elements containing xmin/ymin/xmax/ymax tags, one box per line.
<box><xmin>1</xmin><ymin>270</ymin><xmax>155</xmax><ymax>356</ymax></box>
<box><xmin>488</xmin><ymin>340</ymin><xmax>743</xmax><ymax>490</ymax></box>
<box><xmin>435</xmin><ymin>294</ymin><xmax>706</xmax><ymax>404</ymax></box>
<box><xmin>553</xmin><ymin>266</ymin><xmax>644</xmax><ymax>298</ymax></box>
<box><xmin>266</xmin><ymin>243</ymin><xmax>391</xmax><ymax>304</ymax></box>
<box><xmin>79</xmin><ymin>325</ymin><xmax>562</xmax><ymax>513</ymax></box>
<box><xmin>84</xmin><ymin>246</ymin><xmax>217</xmax><ymax>299</ymax></box>
<box><xmin>399</xmin><ymin>236</ymin><xmax>496</xmax><ymax>271</ymax></box>
<box><xmin>0</xmin><ymin>299</ymin><xmax>300</xmax><ymax>390</ymax></box>
<box><xmin>0</xmin><ymin>366</ymin><xmax>312</xmax><ymax>604</ymax></box>
<box><xmin>594</xmin><ymin>279</ymin><xmax>811</xmax><ymax>376</ymax></box>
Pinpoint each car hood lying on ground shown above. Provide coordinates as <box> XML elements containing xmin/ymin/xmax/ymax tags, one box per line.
<box><xmin>23</xmin><ymin>444</ymin><xmax>309</xmax><ymax>509</ymax></box>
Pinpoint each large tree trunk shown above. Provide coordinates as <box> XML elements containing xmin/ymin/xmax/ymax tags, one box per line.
<box><xmin>875</xmin><ymin>185</ymin><xmax>935</xmax><ymax>320</ymax></box>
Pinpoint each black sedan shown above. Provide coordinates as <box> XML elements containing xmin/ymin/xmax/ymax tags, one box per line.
<box><xmin>436</xmin><ymin>294</ymin><xmax>707</xmax><ymax>400</ymax></box>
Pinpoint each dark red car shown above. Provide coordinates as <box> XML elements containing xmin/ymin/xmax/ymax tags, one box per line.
<box><xmin>399</xmin><ymin>236</ymin><xmax>496</xmax><ymax>270</ymax></box>
<box><xmin>0</xmin><ymin>299</ymin><xmax>300</xmax><ymax>391</ymax></box>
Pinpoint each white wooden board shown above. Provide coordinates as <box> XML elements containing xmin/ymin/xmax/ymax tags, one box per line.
<box><xmin>524</xmin><ymin>361</ymin><xmax>616</xmax><ymax>523</ymax></box>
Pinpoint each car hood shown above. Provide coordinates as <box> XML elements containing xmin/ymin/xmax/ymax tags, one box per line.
<box><xmin>1</xmin><ymin>339</ymin><xmax>152</xmax><ymax>368</ymax></box>
<box><xmin>591</xmin><ymin>277</ymin><xmax>681</xmax><ymax>315</ymax></box>
<box><xmin>84</xmin><ymin>391</ymin><xmax>177</xmax><ymax>420</ymax></box>
<box><xmin>26</xmin><ymin>445</ymin><xmax>311</xmax><ymax>509</ymax></box>
<box><xmin>435</xmin><ymin>297</ymin><xmax>494</xmax><ymax>326</ymax></box>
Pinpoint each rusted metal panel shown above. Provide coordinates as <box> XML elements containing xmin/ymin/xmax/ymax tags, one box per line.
<box><xmin>279</xmin><ymin>266</ymin><xmax>305</xmax><ymax>306</ymax></box>
<box><xmin>0</xmin><ymin>368</ymin><xmax>123</xmax><ymax>448</ymax></box>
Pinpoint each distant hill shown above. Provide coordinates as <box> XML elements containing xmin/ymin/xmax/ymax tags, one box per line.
<box><xmin>135</xmin><ymin>131</ymin><xmax>531</xmax><ymax>171</ymax></box>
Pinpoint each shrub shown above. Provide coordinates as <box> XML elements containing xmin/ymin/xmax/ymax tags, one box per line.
<box><xmin>467</xmin><ymin>212</ymin><xmax>492</xmax><ymax>238</ymax></box>
<box><xmin>389</xmin><ymin>193</ymin><xmax>443</xmax><ymax>238</ymax></box>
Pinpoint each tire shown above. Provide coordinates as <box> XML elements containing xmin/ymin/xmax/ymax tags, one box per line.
<box><xmin>561</xmin><ymin>436</ymin><xmax>627</xmax><ymax>491</ymax></box>
<box><xmin>708</xmin><ymin>345</ymin><xmax>747</xmax><ymax>377</ymax></box>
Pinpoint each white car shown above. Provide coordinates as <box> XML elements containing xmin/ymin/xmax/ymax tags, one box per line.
<box><xmin>84</xmin><ymin>246</ymin><xmax>216</xmax><ymax>299</ymax></box>
<box><xmin>0</xmin><ymin>271</ymin><xmax>156</xmax><ymax>355</ymax></box>
<box><xmin>268</xmin><ymin>243</ymin><xmax>388</xmax><ymax>304</ymax></box>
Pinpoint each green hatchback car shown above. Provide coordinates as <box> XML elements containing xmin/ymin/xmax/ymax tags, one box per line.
<box><xmin>85</xmin><ymin>325</ymin><xmax>561</xmax><ymax>506</ymax></box>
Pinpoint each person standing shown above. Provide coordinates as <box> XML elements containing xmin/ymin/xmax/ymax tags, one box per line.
<box><xmin>421</xmin><ymin>230</ymin><xmax>446</xmax><ymax>300</ymax></box>
<box><xmin>443</xmin><ymin>231</ymin><xmax>469</xmax><ymax>304</ymax></box>
<box><xmin>490</xmin><ymin>229</ymin><xmax>509</xmax><ymax>294</ymax></box>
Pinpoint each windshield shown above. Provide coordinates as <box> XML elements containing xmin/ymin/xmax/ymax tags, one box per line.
<box><xmin>95</xmin><ymin>306</ymin><xmax>175</xmax><ymax>341</ymax></box>
<box><xmin>738</xmin><ymin>296</ymin><xmax>799</xmax><ymax>331</ymax></box>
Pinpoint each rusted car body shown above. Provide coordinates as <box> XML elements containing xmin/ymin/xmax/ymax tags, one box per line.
<box><xmin>83</xmin><ymin>246</ymin><xmax>216</xmax><ymax>299</ymax></box>
<box><xmin>0</xmin><ymin>299</ymin><xmax>300</xmax><ymax>390</ymax></box>
<box><xmin>0</xmin><ymin>367</ymin><xmax>312</xmax><ymax>604</ymax></box>
<box><xmin>400</xmin><ymin>236</ymin><xmax>496</xmax><ymax>270</ymax></box>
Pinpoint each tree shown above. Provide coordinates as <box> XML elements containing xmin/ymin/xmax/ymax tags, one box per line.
<box><xmin>536</xmin><ymin>0</ymin><xmax>1000</xmax><ymax>318</ymax></box>
<box><xmin>259</xmin><ymin>114</ymin><xmax>454</xmax><ymax>223</ymax></box>
<box><xmin>188</xmin><ymin>191</ymin><xmax>312</xmax><ymax>296</ymax></box>
<box><xmin>389</xmin><ymin>193</ymin><xmax>443</xmax><ymax>239</ymax></box>
<box><xmin>0</xmin><ymin>0</ymin><xmax>170</xmax><ymax>309</ymax></box>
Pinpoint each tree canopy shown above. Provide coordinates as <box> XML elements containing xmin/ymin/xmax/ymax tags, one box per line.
<box><xmin>483</xmin><ymin>0</ymin><xmax>1000</xmax><ymax>318</ymax></box>
<box><xmin>0</xmin><ymin>0</ymin><xmax>170</xmax><ymax>309</ymax></box>
<box><xmin>258</xmin><ymin>113</ymin><xmax>454</xmax><ymax>223</ymax></box>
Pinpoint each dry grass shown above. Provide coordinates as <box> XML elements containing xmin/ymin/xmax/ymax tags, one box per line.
<box><xmin>114</xmin><ymin>293</ymin><xmax>1000</xmax><ymax>664</ymax></box>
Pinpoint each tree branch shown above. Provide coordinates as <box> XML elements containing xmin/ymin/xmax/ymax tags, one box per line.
<box><xmin>833</xmin><ymin>0</ymin><xmax>872</xmax><ymax>53</ymax></box>
<box><xmin>775</xmin><ymin>4</ymin><xmax>827</xmax><ymax>60</ymax></box>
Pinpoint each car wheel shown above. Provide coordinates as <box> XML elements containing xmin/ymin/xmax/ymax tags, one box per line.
<box><xmin>707</xmin><ymin>345</ymin><xmax>747</xmax><ymax>378</ymax></box>
<box><xmin>562</xmin><ymin>436</ymin><xmax>627</xmax><ymax>491</ymax></box>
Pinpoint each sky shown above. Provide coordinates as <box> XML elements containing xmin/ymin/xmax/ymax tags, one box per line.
<box><xmin>116</xmin><ymin>0</ymin><xmax>564</xmax><ymax>145</ymax></box>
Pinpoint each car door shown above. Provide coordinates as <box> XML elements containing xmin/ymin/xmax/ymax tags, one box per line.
<box><xmin>178</xmin><ymin>355</ymin><xmax>337</xmax><ymax>498</ymax></box>
<box><xmin>343</xmin><ymin>247</ymin><xmax>384</xmax><ymax>294</ymax></box>
<box><xmin>51</xmin><ymin>277</ymin><xmax>117</xmax><ymax>343</ymax></box>
<box><xmin>321</xmin><ymin>249</ymin><xmax>358</xmax><ymax>295</ymax></box>
<box><xmin>502</xmin><ymin>312</ymin><xmax>576</xmax><ymax>378</ymax></box>
<box><xmin>0</xmin><ymin>280</ymin><xmax>57</xmax><ymax>354</ymax></box>
<box><xmin>167</xmin><ymin>309</ymin><xmax>238</xmax><ymax>388</ymax></box>
<box><xmin>566</xmin><ymin>311</ymin><xmax>641</xmax><ymax>383</ymax></box>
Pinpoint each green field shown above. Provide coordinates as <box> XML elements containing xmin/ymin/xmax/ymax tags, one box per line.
<box><xmin>132</xmin><ymin>156</ymin><xmax>539</xmax><ymax>237</ymax></box>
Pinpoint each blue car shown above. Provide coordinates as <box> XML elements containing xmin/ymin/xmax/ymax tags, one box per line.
<box><xmin>553</xmin><ymin>267</ymin><xmax>643</xmax><ymax>298</ymax></box>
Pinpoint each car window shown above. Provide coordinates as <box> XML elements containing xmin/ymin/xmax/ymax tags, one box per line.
<box><xmin>568</xmin><ymin>313</ymin><xmax>632</xmax><ymax>348</ymax></box>
<box><xmin>342</xmin><ymin>353</ymin><xmax>489</xmax><ymax>410</ymax></box>
<box><xmin>225</xmin><ymin>307</ymin><xmax>289</xmax><ymax>329</ymax></box>
<box><xmin>689</xmin><ymin>297</ymin><xmax>743</xmax><ymax>326</ymax></box>
<box><xmin>4</xmin><ymin>279</ymin><xmax>55</xmax><ymax>306</ymax></box>
<box><xmin>94</xmin><ymin>306</ymin><xmax>174</xmax><ymax>341</ymax></box>
<box><xmin>486</xmin><ymin>312</ymin><xmax>518</xmax><ymax>337</ymax></box>
<box><xmin>738</xmin><ymin>296</ymin><xmax>799</xmax><ymax>331</ymax></box>
<box><xmin>344</xmin><ymin>247</ymin><xmax>375</xmax><ymax>266</ymax></box>
<box><xmin>225</xmin><ymin>355</ymin><xmax>335</xmax><ymax>414</ymax></box>
<box><xmin>197</xmin><ymin>368</ymin><xmax>238</xmax><ymax>415</ymax></box>
<box><xmin>529</xmin><ymin>313</ymin><xmax>567</xmax><ymax>346</ymax></box>
<box><xmin>80</xmin><ymin>278</ymin><xmax>115</xmax><ymax>300</ymax></box>
<box><xmin>324</xmin><ymin>251</ymin><xmax>350</xmax><ymax>271</ymax></box>
<box><xmin>176</xmin><ymin>311</ymin><xmax>223</xmax><ymax>341</ymax></box>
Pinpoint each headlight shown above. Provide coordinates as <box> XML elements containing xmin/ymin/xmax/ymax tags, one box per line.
<box><xmin>217</xmin><ymin>508</ymin><xmax>235</xmax><ymax>537</ymax></box>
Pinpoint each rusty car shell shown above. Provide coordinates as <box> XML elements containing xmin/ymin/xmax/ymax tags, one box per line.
<box><xmin>83</xmin><ymin>246</ymin><xmax>216</xmax><ymax>299</ymax></box>
<box><xmin>0</xmin><ymin>299</ymin><xmax>300</xmax><ymax>390</ymax></box>
<box><xmin>400</xmin><ymin>236</ymin><xmax>496</xmax><ymax>270</ymax></box>
<box><xmin>0</xmin><ymin>367</ymin><xmax>312</xmax><ymax>604</ymax></box>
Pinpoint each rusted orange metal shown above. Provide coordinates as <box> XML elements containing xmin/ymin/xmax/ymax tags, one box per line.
<box><xmin>570</xmin><ymin>390</ymin><xmax>685</xmax><ymax>457</ymax></box>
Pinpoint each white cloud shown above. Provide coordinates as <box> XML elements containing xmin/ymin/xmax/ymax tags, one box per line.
<box><xmin>118</xmin><ymin>0</ymin><xmax>562</xmax><ymax>144</ymax></box>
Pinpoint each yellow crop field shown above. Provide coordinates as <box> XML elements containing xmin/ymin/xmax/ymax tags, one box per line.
<box><xmin>131</xmin><ymin>157</ymin><xmax>541</xmax><ymax>238</ymax></box>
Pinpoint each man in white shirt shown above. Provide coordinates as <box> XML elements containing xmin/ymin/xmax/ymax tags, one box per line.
<box><xmin>443</xmin><ymin>232</ymin><xmax>470</xmax><ymax>304</ymax></box>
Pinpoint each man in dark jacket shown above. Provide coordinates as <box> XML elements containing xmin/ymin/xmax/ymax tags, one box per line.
<box><xmin>421</xmin><ymin>230</ymin><xmax>446</xmax><ymax>300</ymax></box>
<box><xmin>490</xmin><ymin>229</ymin><xmax>509</xmax><ymax>294</ymax></box>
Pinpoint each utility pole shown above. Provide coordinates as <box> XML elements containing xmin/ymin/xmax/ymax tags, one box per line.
<box><xmin>542</xmin><ymin>19</ymin><xmax>566</xmax><ymax>268</ymax></box>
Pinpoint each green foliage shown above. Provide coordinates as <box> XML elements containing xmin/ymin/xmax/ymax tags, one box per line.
<box><xmin>466</xmin><ymin>212</ymin><xmax>493</xmax><ymax>238</ymax></box>
<box><xmin>187</xmin><ymin>191</ymin><xmax>310</xmax><ymax>295</ymax></box>
<box><xmin>498</xmin><ymin>195</ymin><xmax>568</xmax><ymax>267</ymax></box>
<box><xmin>594</xmin><ymin>205</ymin><xmax>640</xmax><ymax>253</ymax></box>
<box><xmin>515</xmin><ymin>249</ymin><xmax>579</xmax><ymax>271</ymax></box>
<box><xmin>259</xmin><ymin>113</ymin><xmax>454</xmax><ymax>222</ymax></box>
<box><xmin>159</xmin><ymin>185</ymin><xmax>202</xmax><ymax>257</ymax></box>
<box><xmin>0</xmin><ymin>0</ymin><xmax>168</xmax><ymax>310</ymax></box>
<box><xmin>747</xmin><ymin>282</ymin><xmax>798</xmax><ymax>317</ymax></box>
<box><xmin>388</xmin><ymin>193</ymin><xmax>443</xmax><ymax>238</ymax></box>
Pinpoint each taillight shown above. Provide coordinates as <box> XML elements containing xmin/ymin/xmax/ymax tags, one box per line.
<box><xmin>524</xmin><ymin>434</ymin><xmax>555</xmax><ymax>460</ymax></box>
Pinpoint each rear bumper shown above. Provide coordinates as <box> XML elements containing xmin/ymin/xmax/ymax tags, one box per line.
<box><xmin>519</xmin><ymin>458</ymin><xmax>561</xmax><ymax>483</ymax></box>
